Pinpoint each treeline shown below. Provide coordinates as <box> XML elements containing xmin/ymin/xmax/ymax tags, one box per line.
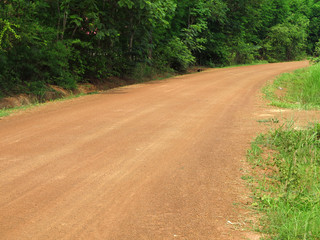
<box><xmin>0</xmin><ymin>0</ymin><xmax>319</xmax><ymax>98</ymax></box>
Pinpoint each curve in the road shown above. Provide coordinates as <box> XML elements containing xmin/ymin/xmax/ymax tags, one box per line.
<box><xmin>0</xmin><ymin>61</ymin><xmax>309</xmax><ymax>240</ymax></box>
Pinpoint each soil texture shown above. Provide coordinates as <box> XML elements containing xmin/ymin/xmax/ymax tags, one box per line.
<box><xmin>0</xmin><ymin>61</ymin><xmax>310</xmax><ymax>240</ymax></box>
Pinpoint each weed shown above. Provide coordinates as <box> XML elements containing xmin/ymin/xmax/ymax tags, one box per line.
<box><xmin>222</xmin><ymin>60</ymin><xmax>269</xmax><ymax>68</ymax></box>
<box><xmin>0</xmin><ymin>105</ymin><xmax>37</xmax><ymax>118</ymax></box>
<box><xmin>246</xmin><ymin>122</ymin><xmax>320</xmax><ymax>239</ymax></box>
<box><xmin>0</xmin><ymin>108</ymin><xmax>11</xmax><ymax>118</ymax></box>
<box><xmin>0</xmin><ymin>93</ymin><xmax>87</xmax><ymax>118</ymax></box>
<box><xmin>263</xmin><ymin>63</ymin><xmax>320</xmax><ymax>110</ymax></box>
<box><xmin>257</xmin><ymin>118</ymin><xmax>280</xmax><ymax>124</ymax></box>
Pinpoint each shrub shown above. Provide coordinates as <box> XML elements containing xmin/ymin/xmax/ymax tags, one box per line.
<box><xmin>247</xmin><ymin>123</ymin><xmax>320</xmax><ymax>239</ymax></box>
<box><xmin>160</xmin><ymin>37</ymin><xmax>195</xmax><ymax>72</ymax></box>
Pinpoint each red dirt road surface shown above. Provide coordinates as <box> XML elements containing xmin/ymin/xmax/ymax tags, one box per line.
<box><xmin>0</xmin><ymin>61</ymin><xmax>309</xmax><ymax>240</ymax></box>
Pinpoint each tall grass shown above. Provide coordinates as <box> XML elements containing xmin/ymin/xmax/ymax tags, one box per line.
<box><xmin>247</xmin><ymin>122</ymin><xmax>320</xmax><ymax>239</ymax></box>
<box><xmin>0</xmin><ymin>93</ymin><xmax>89</xmax><ymax>118</ymax></box>
<box><xmin>263</xmin><ymin>63</ymin><xmax>320</xmax><ymax>109</ymax></box>
<box><xmin>0</xmin><ymin>108</ymin><xmax>11</xmax><ymax>118</ymax></box>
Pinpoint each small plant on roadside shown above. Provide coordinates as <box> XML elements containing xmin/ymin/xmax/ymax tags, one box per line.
<box><xmin>246</xmin><ymin>122</ymin><xmax>320</xmax><ymax>239</ymax></box>
<box><xmin>263</xmin><ymin>63</ymin><xmax>320</xmax><ymax>110</ymax></box>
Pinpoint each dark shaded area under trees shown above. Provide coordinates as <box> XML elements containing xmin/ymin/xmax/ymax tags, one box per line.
<box><xmin>0</xmin><ymin>0</ymin><xmax>318</xmax><ymax>98</ymax></box>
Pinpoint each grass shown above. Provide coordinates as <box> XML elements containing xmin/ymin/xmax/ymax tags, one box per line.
<box><xmin>0</xmin><ymin>93</ymin><xmax>88</xmax><ymax>119</ymax></box>
<box><xmin>257</xmin><ymin>118</ymin><xmax>280</xmax><ymax>124</ymax></box>
<box><xmin>0</xmin><ymin>105</ymin><xmax>38</xmax><ymax>118</ymax></box>
<box><xmin>246</xmin><ymin>122</ymin><xmax>320</xmax><ymax>239</ymax></box>
<box><xmin>0</xmin><ymin>108</ymin><xmax>12</xmax><ymax>118</ymax></box>
<box><xmin>263</xmin><ymin>63</ymin><xmax>320</xmax><ymax>110</ymax></box>
<box><xmin>222</xmin><ymin>60</ymin><xmax>269</xmax><ymax>69</ymax></box>
<box><xmin>0</xmin><ymin>61</ymin><xmax>269</xmax><ymax>118</ymax></box>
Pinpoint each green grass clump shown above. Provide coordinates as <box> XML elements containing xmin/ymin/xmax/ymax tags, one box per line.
<box><xmin>247</xmin><ymin>122</ymin><xmax>320</xmax><ymax>239</ymax></box>
<box><xmin>0</xmin><ymin>104</ymin><xmax>40</xmax><ymax>118</ymax></box>
<box><xmin>0</xmin><ymin>93</ymin><xmax>88</xmax><ymax>118</ymax></box>
<box><xmin>222</xmin><ymin>60</ymin><xmax>269</xmax><ymax>68</ymax></box>
<box><xmin>0</xmin><ymin>108</ymin><xmax>11</xmax><ymax>118</ymax></box>
<box><xmin>263</xmin><ymin>63</ymin><xmax>320</xmax><ymax>109</ymax></box>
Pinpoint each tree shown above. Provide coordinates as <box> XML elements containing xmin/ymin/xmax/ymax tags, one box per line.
<box><xmin>0</xmin><ymin>19</ymin><xmax>20</xmax><ymax>52</ymax></box>
<box><xmin>264</xmin><ymin>14</ymin><xmax>309</xmax><ymax>61</ymax></box>
<box><xmin>0</xmin><ymin>0</ymin><xmax>316</xmax><ymax>98</ymax></box>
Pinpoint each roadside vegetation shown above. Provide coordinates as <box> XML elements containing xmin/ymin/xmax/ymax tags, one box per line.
<box><xmin>246</xmin><ymin>51</ymin><xmax>320</xmax><ymax>238</ymax></box>
<box><xmin>0</xmin><ymin>91</ymin><xmax>94</xmax><ymax>118</ymax></box>
<box><xmin>246</xmin><ymin>122</ymin><xmax>320</xmax><ymax>239</ymax></box>
<box><xmin>1</xmin><ymin>0</ymin><xmax>319</xmax><ymax>100</ymax></box>
<box><xmin>263</xmin><ymin>63</ymin><xmax>320</xmax><ymax>110</ymax></box>
<box><xmin>0</xmin><ymin>104</ymin><xmax>41</xmax><ymax>118</ymax></box>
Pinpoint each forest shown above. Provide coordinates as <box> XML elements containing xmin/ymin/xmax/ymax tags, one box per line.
<box><xmin>0</xmin><ymin>0</ymin><xmax>319</xmax><ymax>98</ymax></box>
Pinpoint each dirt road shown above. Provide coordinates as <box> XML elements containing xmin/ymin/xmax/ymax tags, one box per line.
<box><xmin>0</xmin><ymin>61</ymin><xmax>309</xmax><ymax>240</ymax></box>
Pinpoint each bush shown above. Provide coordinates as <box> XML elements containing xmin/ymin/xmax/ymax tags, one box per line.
<box><xmin>159</xmin><ymin>37</ymin><xmax>195</xmax><ymax>72</ymax></box>
<box><xmin>263</xmin><ymin>63</ymin><xmax>320</xmax><ymax>109</ymax></box>
<box><xmin>247</xmin><ymin>123</ymin><xmax>320</xmax><ymax>239</ymax></box>
<box><xmin>311</xmin><ymin>40</ymin><xmax>320</xmax><ymax>64</ymax></box>
<box><xmin>131</xmin><ymin>62</ymin><xmax>155</xmax><ymax>81</ymax></box>
<box><xmin>0</xmin><ymin>40</ymin><xmax>76</xmax><ymax>96</ymax></box>
<box><xmin>0</xmin><ymin>20</ymin><xmax>77</xmax><ymax>98</ymax></box>
<box><xmin>230</xmin><ymin>39</ymin><xmax>261</xmax><ymax>64</ymax></box>
<box><xmin>263</xmin><ymin>14</ymin><xmax>309</xmax><ymax>61</ymax></box>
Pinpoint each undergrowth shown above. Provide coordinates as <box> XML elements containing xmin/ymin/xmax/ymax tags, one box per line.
<box><xmin>0</xmin><ymin>93</ymin><xmax>87</xmax><ymax>119</ymax></box>
<box><xmin>0</xmin><ymin>104</ymin><xmax>39</xmax><ymax>118</ymax></box>
<box><xmin>222</xmin><ymin>60</ymin><xmax>269</xmax><ymax>68</ymax></box>
<box><xmin>263</xmin><ymin>63</ymin><xmax>320</xmax><ymax>110</ymax></box>
<box><xmin>0</xmin><ymin>108</ymin><xmax>12</xmax><ymax>118</ymax></box>
<box><xmin>246</xmin><ymin>122</ymin><xmax>320</xmax><ymax>239</ymax></box>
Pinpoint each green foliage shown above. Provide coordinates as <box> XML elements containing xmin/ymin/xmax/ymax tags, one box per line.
<box><xmin>0</xmin><ymin>0</ymin><xmax>318</xmax><ymax>98</ymax></box>
<box><xmin>163</xmin><ymin>37</ymin><xmax>195</xmax><ymax>72</ymax></box>
<box><xmin>311</xmin><ymin>40</ymin><xmax>320</xmax><ymax>63</ymax></box>
<box><xmin>263</xmin><ymin>63</ymin><xmax>320</xmax><ymax>109</ymax></box>
<box><xmin>307</xmin><ymin>1</ymin><xmax>320</xmax><ymax>53</ymax></box>
<box><xmin>230</xmin><ymin>38</ymin><xmax>261</xmax><ymax>64</ymax></box>
<box><xmin>0</xmin><ymin>19</ymin><xmax>20</xmax><ymax>51</ymax></box>
<box><xmin>264</xmin><ymin>14</ymin><xmax>309</xmax><ymax>61</ymax></box>
<box><xmin>247</xmin><ymin>123</ymin><xmax>320</xmax><ymax>239</ymax></box>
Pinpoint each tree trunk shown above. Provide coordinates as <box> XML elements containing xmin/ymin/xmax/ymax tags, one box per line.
<box><xmin>148</xmin><ymin>29</ymin><xmax>153</xmax><ymax>60</ymax></box>
<box><xmin>71</xmin><ymin>26</ymin><xmax>78</xmax><ymax>39</ymax></box>
<box><xmin>56</xmin><ymin>0</ymin><xmax>61</xmax><ymax>41</ymax></box>
<box><xmin>61</xmin><ymin>10</ymin><xmax>68</xmax><ymax>40</ymax></box>
<box><xmin>129</xmin><ymin>16</ymin><xmax>135</xmax><ymax>60</ymax></box>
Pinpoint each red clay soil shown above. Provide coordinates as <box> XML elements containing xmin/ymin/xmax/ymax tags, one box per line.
<box><xmin>0</xmin><ymin>61</ymin><xmax>310</xmax><ymax>240</ymax></box>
